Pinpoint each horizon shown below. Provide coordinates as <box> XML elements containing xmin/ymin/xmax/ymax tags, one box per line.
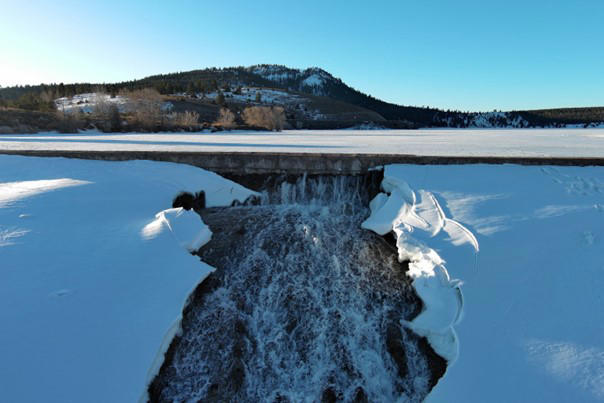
<box><xmin>1</xmin><ymin>0</ymin><xmax>603</xmax><ymax>111</ymax></box>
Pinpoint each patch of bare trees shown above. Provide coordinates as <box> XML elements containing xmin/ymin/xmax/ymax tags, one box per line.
<box><xmin>55</xmin><ymin>108</ymin><xmax>84</xmax><ymax>133</ymax></box>
<box><xmin>171</xmin><ymin>111</ymin><xmax>200</xmax><ymax>128</ymax></box>
<box><xmin>215</xmin><ymin>108</ymin><xmax>236</xmax><ymax>128</ymax></box>
<box><xmin>242</xmin><ymin>106</ymin><xmax>285</xmax><ymax>131</ymax></box>
<box><xmin>121</xmin><ymin>88</ymin><xmax>164</xmax><ymax>130</ymax></box>
<box><xmin>88</xmin><ymin>92</ymin><xmax>123</xmax><ymax>132</ymax></box>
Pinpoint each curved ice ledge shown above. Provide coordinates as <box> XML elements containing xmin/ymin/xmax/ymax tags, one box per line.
<box><xmin>139</xmin><ymin>207</ymin><xmax>216</xmax><ymax>402</ymax></box>
<box><xmin>361</xmin><ymin>167</ymin><xmax>478</xmax><ymax>365</ymax></box>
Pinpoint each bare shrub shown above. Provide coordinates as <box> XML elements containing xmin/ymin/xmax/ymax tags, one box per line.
<box><xmin>242</xmin><ymin>106</ymin><xmax>285</xmax><ymax>131</ymax></box>
<box><xmin>88</xmin><ymin>93</ymin><xmax>123</xmax><ymax>132</ymax></box>
<box><xmin>93</xmin><ymin>94</ymin><xmax>111</xmax><ymax>118</ymax></box>
<box><xmin>215</xmin><ymin>108</ymin><xmax>236</xmax><ymax>128</ymax></box>
<box><xmin>39</xmin><ymin>89</ymin><xmax>57</xmax><ymax>104</ymax></box>
<box><xmin>122</xmin><ymin>88</ymin><xmax>164</xmax><ymax>130</ymax></box>
<box><xmin>55</xmin><ymin>108</ymin><xmax>84</xmax><ymax>133</ymax></box>
<box><xmin>171</xmin><ymin>111</ymin><xmax>200</xmax><ymax>128</ymax></box>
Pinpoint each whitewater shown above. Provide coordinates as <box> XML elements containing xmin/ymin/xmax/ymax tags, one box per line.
<box><xmin>151</xmin><ymin>175</ymin><xmax>442</xmax><ymax>402</ymax></box>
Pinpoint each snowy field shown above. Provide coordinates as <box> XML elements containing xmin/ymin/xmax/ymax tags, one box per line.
<box><xmin>1</xmin><ymin>128</ymin><xmax>604</xmax><ymax>157</ymax></box>
<box><xmin>1</xmin><ymin>149</ymin><xmax>603</xmax><ymax>402</ymax></box>
<box><xmin>0</xmin><ymin>156</ymin><xmax>255</xmax><ymax>403</ymax></box>
<box><xmin>367</xmin><ymin>164</ymin><xmax>604</xmax><ymax>402</ymax></box>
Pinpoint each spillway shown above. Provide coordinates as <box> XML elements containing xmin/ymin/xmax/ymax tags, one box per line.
<box><xmin>149</xmin><ymin>174</ymin><xmax>445</xmax><ymax>402</ymax></box>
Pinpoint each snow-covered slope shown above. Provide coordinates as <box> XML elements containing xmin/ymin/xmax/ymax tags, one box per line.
<box><xmin>202</xmin><ymin>86</ymin><xmax>306</xmax><ymax>105</ymax></box>
<box><xmin>365</xmin><ymin>164</ymin><xmax>604</xmax><ymax>402</ymax></box>
<box><xmin>54</xmin><ymin>92</ymin><xmax>175</xmax><ymax>116</ymax></box>
<box><xmin>466</xmin><ymin>111</ymin><xmax>529</xmax><ymax>128</ymax></box>
<box><xmin>435</xmin><ymin>110</ymin><xmax>604</xmax><ymax>129</ymax></box>
<box><xmin>248</xmin><ymin>65</ymin><xmax>334</xmax><ymax>96</ymax></box>
<box><xmin>0</xmin><ymin>156</ymin><xmax>255</xmax><ymax>403</ymax></box>
<box><xmin>55</xmin><ymin>92</ymin><xmax>129</xmax><ymax>114</ymax></box>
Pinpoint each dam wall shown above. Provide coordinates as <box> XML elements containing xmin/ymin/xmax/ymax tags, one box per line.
<box><xmin>2</xmin><ymin>150</ymin><xmax>604</xmax><ymax>175</ymax></box>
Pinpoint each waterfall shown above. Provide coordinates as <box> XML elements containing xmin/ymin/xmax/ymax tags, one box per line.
<box><xmin>150</xmin><ymin>175</ymin><xmax>441</xmax><ymax>402</ymax></box>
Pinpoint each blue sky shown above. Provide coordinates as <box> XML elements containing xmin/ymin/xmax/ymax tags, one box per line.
<box><xmin>1</xmin><ymin>0</ymin><xmax>603</xmax><ymax>111</ymax></box>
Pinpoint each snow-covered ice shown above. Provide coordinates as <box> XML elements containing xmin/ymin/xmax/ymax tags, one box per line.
<box><xmin>0</xmin><ymin>155</ymin><xmax>255</xmax><ymax>403</ymax></box>
<box><xmin>1</xmin><ymin>128</ymin><xmax>604</xmax><ymax>157</ymax></box>
<box><xmin>367</xmin><ymin>164</ymin><xmax>604</xmax><ymax>402</ymax></box>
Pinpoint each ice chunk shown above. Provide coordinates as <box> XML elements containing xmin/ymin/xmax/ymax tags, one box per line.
<box><xmin>143</xmin><ymin>207</ymin><xmax>212</xmax><ymax>253</ymax></box>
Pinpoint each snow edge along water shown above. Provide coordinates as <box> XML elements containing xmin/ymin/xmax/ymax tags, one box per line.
<box><xmin>138</xmin><ymin>196</ymin><xmax>272</xmax><ymax>402</ymax></box>
<box><xmin>361</xmin><ymin>165</ymin><xmax>479</xmax><ymax>383</ymax></box>
<box><xmin>138</xmin><ymin>208</ymin><xmax>216</xmax><ymax>402</ymax></box>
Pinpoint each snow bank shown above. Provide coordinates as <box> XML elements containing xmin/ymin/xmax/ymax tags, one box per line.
<box><xmin>0</xmin><ymin>155</ymin><xmax>256</xmax><ymax>403</ymax></box>
<box><xmin>373</xmin><ymin>164</ymin><xmax>604</xmax><ymax>402</ymax></box>
<box><xmin>362</xmin><ymin>166</ymin><xmax>478</xmax><ymax>362</ymax></box>
<box><xmin>142</xmin><ymin>207</ymin><xmax>212</xmax><ymax>252</ymax></box>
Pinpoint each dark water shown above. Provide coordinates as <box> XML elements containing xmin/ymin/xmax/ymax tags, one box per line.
<box><xmin>150</xmin><ymin>175</ymin><xmax>442</xmax><ymax>402</ymax></box>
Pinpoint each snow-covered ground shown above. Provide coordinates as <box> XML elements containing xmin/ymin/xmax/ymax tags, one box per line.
<box><xmin>55</xmin><ymin>93</ymin><xmax>130</xmax><ymax>114</ymax></box>
<box><xmin>55</xmin><ymin>92</ymin><xmax>174</xmax><ymax>115</ymax></box>
<box><xmin>364</xmin><ymin>164</ymin><xmax>604</xmax><ymax>402</ymax></box>
<box><xmin>1</xmin><ymin>128</ymin><xmax>604</xmax><ymax>157</ymax></box>
<box><xmin>467</xmin><ymin>111</ymin><xmax>529</xmax><ymax>128</ymax></box>
<box><xmin>202</xmin><ymin>87</ymin><xmax>307</xmax><ymax>106</ymax></box>
<box><xmin>2</xmin><ymin>137</ymin><xmax>603</xmax><ymax>401</ymax></box>
<box><xmin>0</xmin><ymin>155</ymin><xmax>255</xmax><ymax>403</ymax></box>
<box><xmin>445</xmin><ymin>111</ymin><xmax>604</xmax><ymax>129</ymax></box>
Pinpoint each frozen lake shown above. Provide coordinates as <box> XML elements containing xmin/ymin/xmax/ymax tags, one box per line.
<box><xmin>1</xmin><ymin>128</ymin><xmax>604</xmax><ymax>157</ymax></box>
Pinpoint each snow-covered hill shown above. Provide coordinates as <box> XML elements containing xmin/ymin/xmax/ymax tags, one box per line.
<box><xmin>247</xmin><ymin>65</ymin><xmax>334</xmax><ymax>96</ymax></box>
<box><xmin>4</xmin><ymin>64</ymin><xmax>604</xmax><ymax>130</ymax></box>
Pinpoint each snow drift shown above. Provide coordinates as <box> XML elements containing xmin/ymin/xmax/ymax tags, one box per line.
<box><xmin>362</xmin><ymin>166</ymin><xmax>478</xmax><ymax>363</ymax></box>
<box><xmin>372</xmin><ymin>164</ymin><xmax>604</xmax><ymax>403</ymax></box>
<box><xmin>0</xmin><ymin>156</ymin><xmax>256</xmax><ymax>403</ymax></box>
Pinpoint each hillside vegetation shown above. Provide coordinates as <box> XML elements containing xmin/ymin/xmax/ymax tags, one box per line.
<box><xmin>1</xmin><ymin>65</ymin><xmax>603</xmax><ymax>133</ymax></box>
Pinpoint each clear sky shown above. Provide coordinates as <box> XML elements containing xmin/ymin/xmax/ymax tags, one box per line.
<box><xmin>1</xmin><ymin>0</ymin><xmax>603</xmax><ymax>111</ymax></box>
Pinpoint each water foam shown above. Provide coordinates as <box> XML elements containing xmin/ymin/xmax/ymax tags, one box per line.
<box><xmin>152</xmin><ymin>176</ymin><xmax>435</xmax><ymax>402</ymax></box>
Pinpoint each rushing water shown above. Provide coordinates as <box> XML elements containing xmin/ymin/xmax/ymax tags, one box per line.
<box><xmin>150</xmin><ymin>175</ymin><xmax>438</xmax><ymax>402</ymax></box>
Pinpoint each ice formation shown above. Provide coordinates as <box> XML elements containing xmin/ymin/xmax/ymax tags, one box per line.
<box><xmin>142</xmin><ymin>207</ymin><xmax>212</xmax><ymax>252</ymax></box>
<box><xmin>362</xmin><ymin>167</ymin><xmax>478</xmax><ymax>363</ymax></box>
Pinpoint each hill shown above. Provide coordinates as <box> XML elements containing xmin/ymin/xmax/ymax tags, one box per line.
<box><xmin>1</xmin><ymin>64</ymin><xmax>603</xmax><ymax>132</ymax></box>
